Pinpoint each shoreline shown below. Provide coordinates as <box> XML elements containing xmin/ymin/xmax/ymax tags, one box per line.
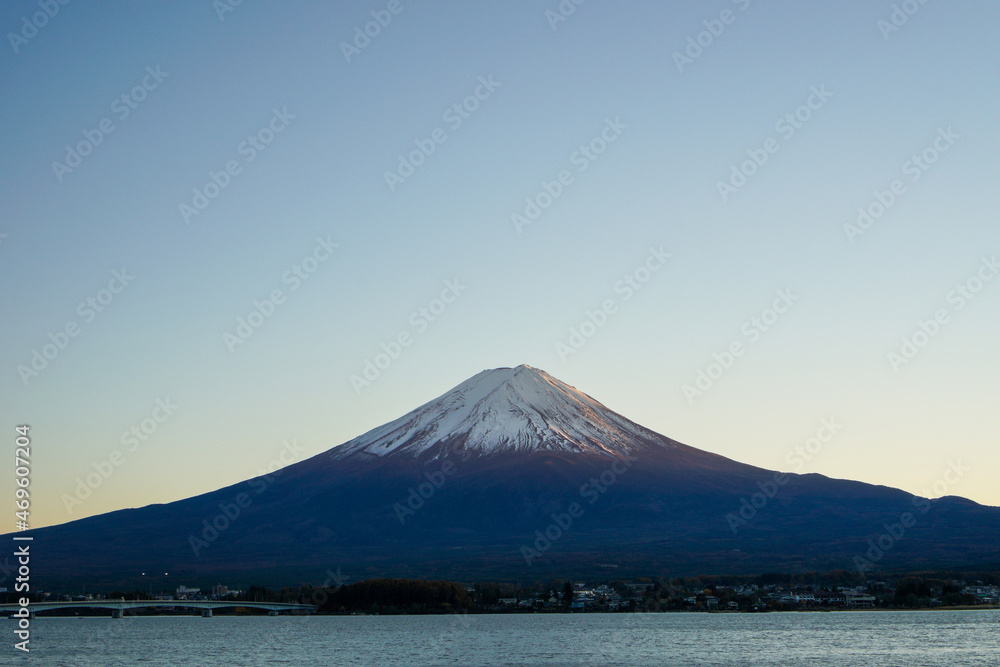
<box><xmin>15</xmin><ymin>605</ymin><xmax>998</xmax><ymax>619</ymax></box>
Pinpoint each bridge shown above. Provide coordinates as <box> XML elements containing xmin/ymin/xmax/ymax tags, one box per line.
<box><xmin>1</xmin><ymin>600</ymin><xmax>316</xmax><ymax>618</ymax></box>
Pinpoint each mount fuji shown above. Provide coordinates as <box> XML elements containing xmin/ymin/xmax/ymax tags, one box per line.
<box><xmin>16</xmin><ymin>365</ymin><xmax>1000</xmax><ymax>588</ymax></box>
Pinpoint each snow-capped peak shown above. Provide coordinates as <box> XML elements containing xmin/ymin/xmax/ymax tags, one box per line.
<box><xmin>331</xmin><ymin>365</ymin><xmax>672</xmax><ymax>460</ymax></box>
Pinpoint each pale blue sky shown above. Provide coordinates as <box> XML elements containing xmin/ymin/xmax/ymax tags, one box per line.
<box><xmin>2</xmin><ymin>1</ymin><xmax>998</xmax><ymax>528</ymax></box>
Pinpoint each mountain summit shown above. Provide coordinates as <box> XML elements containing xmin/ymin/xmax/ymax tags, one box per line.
<box><xmin>332</xmin><ymin>364</ymin><xmax>670</xmax><ymax>461</ymax></box>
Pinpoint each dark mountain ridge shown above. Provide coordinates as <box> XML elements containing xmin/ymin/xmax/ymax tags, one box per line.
<box><xmin>14</xmin><ymin>365</ymin><xmax>1000</xmax><ymax>588</ymax></box>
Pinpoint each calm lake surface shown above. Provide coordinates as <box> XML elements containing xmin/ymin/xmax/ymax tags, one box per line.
<box><xmin>13</xmin><ymin>609</ymin><xmax>1000</xmax><ymax>666</ymax></box>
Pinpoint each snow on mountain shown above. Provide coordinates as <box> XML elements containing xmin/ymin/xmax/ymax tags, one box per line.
<box><xmin>330</xmin><ymin>365</ymin><xmax>673</xmax><ymax>460</ymax></box>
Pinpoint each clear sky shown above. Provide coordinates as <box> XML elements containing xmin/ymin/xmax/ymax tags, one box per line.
<box><xmin>2</xmin><ymin>1</ymin><xmax>998</xmax><ymax>530</ymax></box>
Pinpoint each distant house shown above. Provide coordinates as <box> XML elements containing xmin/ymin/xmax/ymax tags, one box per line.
<box><xmin>814</xmin><ymin>592</ymin><xmax>846</xmax><ymax>606</ymax></box>
<box><xmin>175</xmin><ymin>585</ymin><xmax>200</xmax><ymax>599</ymax></box>
<box><xmin>845</xmin><ymin>593</ymin><xmax>876</xmax><ymax>608</ymax></box>
<box><xmin>624</xmin><ymin>583</ymin><xmax>652</xmax><ymax>595</ymax></box>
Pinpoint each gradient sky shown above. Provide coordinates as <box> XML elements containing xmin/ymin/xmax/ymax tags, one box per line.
<box><xmin>2</xmin><ymin>1</ymin><xmax>998</xmax><ymax>530</ymax></box>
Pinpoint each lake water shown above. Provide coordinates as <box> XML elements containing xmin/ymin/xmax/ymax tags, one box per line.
<box><xmin>11</xmin><ymin>609</ymin><xmax>999</xmax><ymax>666</ymax></box>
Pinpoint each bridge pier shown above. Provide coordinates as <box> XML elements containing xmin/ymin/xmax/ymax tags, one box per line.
<box><xmin>201</xmin><ymin>609</ymin><xmax>213</xmax><ymax>618</ymax></box>
<box><xmin>268</xmin><ymin>610</ymin><xmax>278</xmax><ymax>616</ymax></box>
<box><xmin>111</xmin><ymin>609</ymin><xmax>123</xmax><ymax>619</ymax></box>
